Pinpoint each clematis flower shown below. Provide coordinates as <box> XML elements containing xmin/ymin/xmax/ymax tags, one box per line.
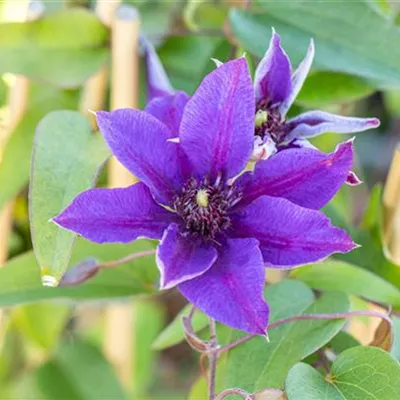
<box><xmin>252</xmin><ymin>29</ymin><xmax>380</xmax><ymax>161</ymax></box>
<box><xmin>53</xmin><ymin>59</ymin><xmax>357</xmax><ymax>335</ymax></box>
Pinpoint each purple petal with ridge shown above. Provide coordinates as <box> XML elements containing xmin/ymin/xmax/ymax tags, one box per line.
<box><xmin>96</xmin><ymin>109</ymin><xmax>182</xmax><ymax>203</ymax></box>
<box><xmin>237</xmin><ymin>140</ymin><xmax>354</xmax><ymax>210</ymax></box>
<box><xmin>53</xmin><ymin>183</ymin><xmax>177</xmax><ymax>243</ymax></box>
<box><xmin>143</xmin><ymin>37</ymin><xmax>174</xmax><ymax>101</ymax></box>
<box><xmin>156</xmin><ymin>224</ymin><xmax>217</xmax><ymax>290</ymax></box>
<box><xmin>179</xmin><ymin>238</ymin><xmax>269</xmax><ymax>334</ymax></box>
<box><xmin>285</xmin><ymin>110</ymin><xmax>380</xmax><ymax>140</ymax></box>
<box><xmin>145</xmin><ymin>91</ymin><xmax>190</xmax><ymax>137</ymax></box>
<box><xmin>279</xmin><ymin>39</ymin><xmax>314</xmax><ymax>116</ymax></box>
<box><xmin>254</xmin><ymin>29</ymin><xmax>292</xmax><ymax>107</ymax></box>
<box><xmin>230</xmin><ymin>195</ymin><xmax>356</xmax><ymax>268</ymax></box>
<box><xmin>180</xmin><ymin>58</ymin><xmax>255</xmax><ymax>181</ymax></box>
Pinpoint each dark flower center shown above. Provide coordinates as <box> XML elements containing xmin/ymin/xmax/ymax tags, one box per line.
<box><xmin>172</xmin><ymin>177</ymin><xmax>242</xmax><ymax>240</ymax></box>
<box><xmin>255</xmin><ymin>101</ymin><xmax>286</xmax><ymax>144</ymax></box>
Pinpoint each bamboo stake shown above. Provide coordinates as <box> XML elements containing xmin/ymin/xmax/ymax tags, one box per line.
<box><xmin>383</xmin><ymin>144</ymin><xmax>400</xmax><ymax>262</ymax></box>
<box><xmin>108</xmin><ymin>4</ymin><xmax>139</xmax><ymax>187</ymax></box>
<box><xmin>79</xmin><ymin>1</ymin><xmax>120</xmax><ymax>126</ymax></box>
<box><xmin>103</xmin><ymin>4</ymin><xmax>140</xmax><ymax>388</ymax></box>
<box><xmin>75</xmin><ymin>0</ymin><xmax>121</xmax><ymax>373</ymax></box>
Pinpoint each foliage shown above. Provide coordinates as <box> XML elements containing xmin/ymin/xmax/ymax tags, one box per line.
<box><xmin>0</xmin><ymin>0</ymin><xmax>398</xmax><ymax>399</ymax></box>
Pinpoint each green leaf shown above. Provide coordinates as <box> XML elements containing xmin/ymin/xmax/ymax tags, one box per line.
<box><xmin>152</xmin><ymin>304</ymin><xmax>208</xmax><ymax>350</ymax></box>
<box><xmin>230</xmin><ymin>1</ymin><xmax>400</xmax><ymax>87</ymax></box>
<box><xmin>30</xmin><ymin>110</ymin><xmax>110</xmax><ymax>284</ymax></box>
<box><xmin>0</xmin><ymin>85</ymin><xmax>78</xmax><ymax>213</ymax></box>
<box><xmin>296</xmin><ymin>72</ymin><xmax>374</xmax><ymax>107</ymax></box>
<box><xmin>291</xmin><ymin>260</ymin><xmax>400</xmax><ymax>308</ymax></box>
<box><xmin>285</xmin><ymin>347</ymin><xmax>400</xmax><ymax>399</ymax></box>
<box><xmin>35</xmin><ymin>339</ymin><xmax>126</xmax><ymax>400</ymax></box>
<box><xmin>391</xmin><ymin>317</ymin><xmax>400</xmax><ymax>361</ymax></box>
<box><xmin>328</xmin><ymin>331</ymin><xmax>360</xmax><ymax>354</ymax></box>
<box><xmin>0</xmin><ymin>238</ymin><xmax>157</xmax><ymax>307</ymax></box>
<box><xmin>126</xmin><ymin>0</ymin><xmax>183</xmax><ymax>39</ymax></box>
<box><xmin>224</xmin><ymin>281</ymin><xmax>349</xmax><ymax>391</ymax></box>
<box><xmin>0</xmin><ymin>9</ymin><xmax>109</xmax><ymax>88</ymax></box>
<box><xmin>12</xmin><ymin>302</ymin><xmax>71</xmax><ymax>351</ymax></box>
<box><xmin>159</xmin><ymin>36</ymin><xmax>230</xmax><ymax>94</ymax></box>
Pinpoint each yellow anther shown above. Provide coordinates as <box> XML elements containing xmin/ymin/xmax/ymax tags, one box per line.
<box><xmin>255</xmin><ymin>110</ymin><xmax>268</xmax><ymax>127</ymax></box>
<box><xmin>196</xmin><ymin>189</ymin><xmax>209</xmax><ymax>208</ymax></box>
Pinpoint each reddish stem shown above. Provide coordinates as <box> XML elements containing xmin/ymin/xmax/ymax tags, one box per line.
<box><xmin>215</xmin><ymin>388</ymin><xmax>253</xmax><ymax>400</ymax></box>
<box><xmin>218</xmin><ymin>310</ymin><xmax>392</xmax><ymax>355</ymax></box>
<box><xmin>99</xmin><ymin>249</ymin><xmax>156</xmax><ymax>269</ymax></box>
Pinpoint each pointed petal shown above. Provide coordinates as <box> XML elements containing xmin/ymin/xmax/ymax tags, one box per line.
<box><xmin>96</xmin><ymin>109</ymin><xmax>182</xmax><ymax>203</ymax></box>
<box><xmin>279</xmin><ymin>39</ymin><xmax>314</xmax><ymax>116</ymax></box>
<box><xmin>145</xmin><ymin>91</ymin><xmax>190</xmax><ymax>137</ymax></box>
<box><xmin>238</xmin><ymin>140</ymin><xmax>354</xmax><ymax>210</ymax></box>
<box><xmin>156</xmin><ymin>224</ymin><xmax>217</xmax><ymax>290</ymax></box>
<box><xmin>211</xmin><ymin>58</ymin><xmax>224</xmax><ymax>68</ymax></box>
<box><xmin>179</xmin><ymin>238</ymin><xmax>269</xmax><ymax>334</ymax></box>
<box><xmin>285</xmin><ymin>110</ymin><xmax>380</xmax><ymax>140</ymax></box>
<box><xmin>142</xmin><ymin>37</ymin><xmax>174</xmax><ymax>101</ymax></box>
<box><xmin>53</xmin><ymin>183</ymin><xmax>176</xmax><ymax>243</ymax></box>
<box><xmin>180</xmin><ymin>58</ymin><xmax>255</xmax><ymax>181</ymax></box>
<box><xmin>231</xmin><ymin>196</ymin><xmax>356</xmax><ymax>268</ymax></box>
<box><xmin>254</xmin><ymin>29</ymin><xmax>292</xmax><ymax>107</ymax></box>
<box><xmin>346</xmin><ymin>171</ymin><xmax>362</xmax><ymax>186</ymax></box>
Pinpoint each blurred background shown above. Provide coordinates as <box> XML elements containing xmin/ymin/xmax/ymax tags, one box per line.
<box><xmin>0</xmin><ymin>0</ymin><xmax>398</xmax><ymax>399</ymax></box>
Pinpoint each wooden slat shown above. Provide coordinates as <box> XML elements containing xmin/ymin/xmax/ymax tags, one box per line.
<box><xmin>103</xmin><ymin>3</ymin><xmax>140</xmax><ymax>388</ymax></box>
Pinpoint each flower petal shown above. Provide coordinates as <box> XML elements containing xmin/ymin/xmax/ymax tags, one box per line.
<box><xmin>156</xmin><ymin>224</ymin><xmax>218</xmax><ymax>290</ymax></box>
<box><xmin>145</xmin><ymin>91</ymin><xmax>190</xmax><ymax>137</ymax></box>
<box><xmin>230</xmin><ymin>195</ymin><xmax>356</xmax><ymax>268</ymax></box>
<box><xmin>279</xmin><ymin>39</ymin><xmax>314</xmax><ymax>116</ymax></box>
<box><xmin>180</xmin><ymin>58</ymin><xmax>255</xmax><ymax>181</ymax></box>
<box><xmin>254</xmin><ymin>29</ymin><xmax>292</xmax><ymax>107</ymax></box>
<box><xmin>142</xmin><ymin>37</ymin><xmax>174</xmax><ymax>101</ymax></box>
<box><xmin>346</xmin><ymin>171</ymin><xmax>362</xmax><ymax>186</ymax></box>
<box><xmin>238</xmin><ymin>140</ymin><xmax>354</xmax><ymax>210</ymax></box>
<box><xmin>96</xmin><ymin>109</ymin><xmax>182</xmax><ymax>203</ymax></box>
<box><xmin>285</xmin><ymin>110</ymin><xmax>380</xmax><ymax>140</ymax></box>
<box><xmin>179</xmin><ymin>238</ymin><xmax>269</xmax><ymax>334</ymax></box>
<box><xmin>53</xmin><ymin>183</ymin><xmax>176</xmax><ymax>243</ymax></box>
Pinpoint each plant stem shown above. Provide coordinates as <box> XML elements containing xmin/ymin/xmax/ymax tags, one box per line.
<box><xmin>60</xmin><ymin>249</ymin><xmax>156</xmax><ymax>286</ymax></box>
<box><xmin>208</xmin><ymin>318</ymin><xmax>218</xmax><ymax>400</ymax></box>
<box><xmin>99</xmin><ymin>249</ymin><xmax>156</xmax><ymax>269</ymax></box>
<box><xmin>214</xmin><ymin>388</ymin><xmax>253</xmax><ymax>400</ymax></box>
<box><xmin>218</xmin><ymin>309</ymin><xmax>392</xmax><ymax>355</ymax></box>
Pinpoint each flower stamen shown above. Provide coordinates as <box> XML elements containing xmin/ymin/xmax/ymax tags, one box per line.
<box><xmin>173</xmin><ymin>178</ymin><xmax>242</xmax><ymax>240</ymax></box>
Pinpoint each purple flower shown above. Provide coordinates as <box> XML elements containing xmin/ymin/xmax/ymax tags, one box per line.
<box><xmin>252</xmin><ymin>29</ymin><xmax>380</xmax><ymax>161</ymax></box>
<box><xmin>53</xmin><ymin>59</ymin><xmax>356</xmax><ymax>334</ymax></box>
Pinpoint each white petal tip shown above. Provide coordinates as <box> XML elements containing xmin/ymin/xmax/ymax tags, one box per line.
<box><xmin>211</xmin><ymin>58</ymin><xmax>224</xmax><ymax>68</ymax></box>
<box><xmin>167</xmin><ymin>137</ymin><xmax>180</xmax><ymax>143</ymax></box>
<box><xmin>347</xmin><ymin>136</ymin><xmax>356</xmax><ymax>144</ymax></box>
